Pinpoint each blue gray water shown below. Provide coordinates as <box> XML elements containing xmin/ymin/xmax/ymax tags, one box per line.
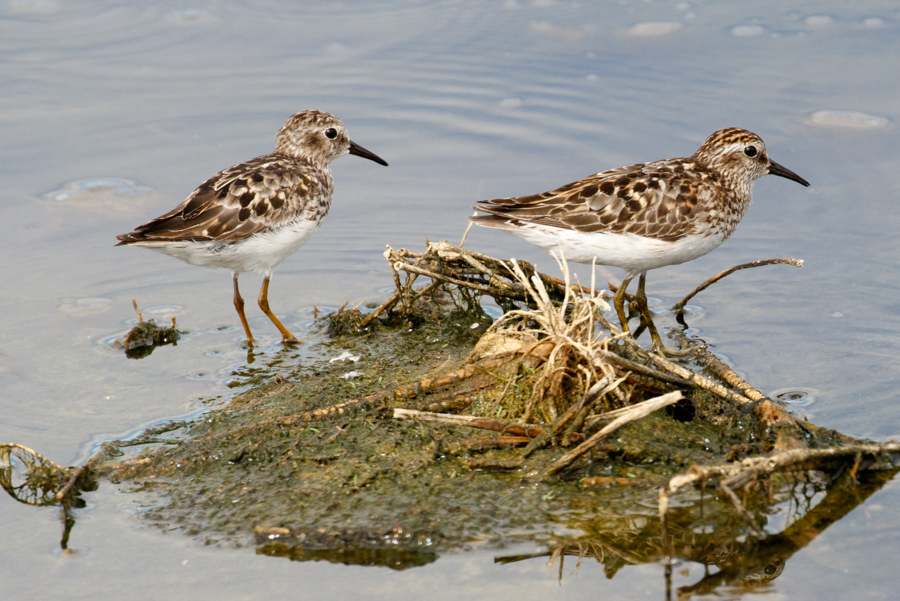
<box><xmin>2</xmin><ymin>1</ymin><xmax>900</xmax><ymax>598</ymax></box>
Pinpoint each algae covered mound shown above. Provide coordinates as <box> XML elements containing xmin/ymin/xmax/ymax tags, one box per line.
<box><xmin>104</xmin><ymin>307</ymin><xmax>708</xmax><ymax>566</ymax></box>
<box><xmin>98</xmin><ymin>243</ymin><xmax>897</xmax><ymax>574</ymax></box>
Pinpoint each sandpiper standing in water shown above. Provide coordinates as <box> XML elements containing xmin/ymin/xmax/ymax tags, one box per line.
<box><xmin>471</xmin><ymin>128</ymin><xmax>809</xmax><ymax>348</ymax></box>
<box><xmin>117</xmin><ymin>110</ymin><xmax>388</xmax><ymax>345</ymax></box>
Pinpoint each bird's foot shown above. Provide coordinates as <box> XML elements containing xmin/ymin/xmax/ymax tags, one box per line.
<box><xmin>649</xmin><ymin>337</ymin><xmax>696</xmax><ymax>357</ymax></box>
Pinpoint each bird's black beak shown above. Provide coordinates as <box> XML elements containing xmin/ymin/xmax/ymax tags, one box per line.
<box><xmin>769</xmin><ymin>160</ymin><xmax>810</xmax><ymax>187</ymax></box>
<box><xmin>349</xmin><ymin>141</ymin><xmax>388</xmax><ymax>166</ymax></box>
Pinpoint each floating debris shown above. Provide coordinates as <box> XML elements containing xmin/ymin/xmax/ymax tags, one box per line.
<box><xmin>111</xmin><ymin>298</ymin><xmax>182</xmax><ymax>359</ymax></box>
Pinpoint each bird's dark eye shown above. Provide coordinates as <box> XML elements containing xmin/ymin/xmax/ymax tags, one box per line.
<box><xmin>743</xmin><ymin>145</ymin><xmax>758</xmax><ymax>158</ymax></box>
<box><xmin>324</xmin><ymin>128</ymin><xmax>338</xmax><ymax>139</ymax></box>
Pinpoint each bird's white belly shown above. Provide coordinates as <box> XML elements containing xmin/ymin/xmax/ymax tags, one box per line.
<box><xmin>139</xmin><ymin>218</ymin><xmax>321</xmax><ymax>277</ymax></box>
<box><xmin>504</xmin><ymin>224</ymin><xmax>728</xmax><ymax>273</ymax></box>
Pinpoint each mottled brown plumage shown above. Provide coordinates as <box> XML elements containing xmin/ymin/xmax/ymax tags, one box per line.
<box><xmin>117</xmin><ymin>110</ymin><xmax>387</xmax><ymax>344</ymax></box>
<box><xmin>117</xmin><ymin>156</ymin><xmax>332</xmax><ymax>244</ymax></box>
<box><xmin>471</xmin><ymin>128</ymin><xmax>809</xmax><ymax>348</ymax></box>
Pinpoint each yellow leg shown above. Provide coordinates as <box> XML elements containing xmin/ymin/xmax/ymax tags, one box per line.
<box><xmin>635</xmin><ymin>274</ymin><xmax>691</xmax><ymax>355</ymax></box>
<box><xmin>635</xmin><ymin>273</ymin><xmax>666</xmax><ymax>352</ymax></box>
<box><xmin>258</xmin><ymin>276</ymin><xmax>301</xmax><ymax>344</ymax></box>
<box><xmin>613</xmin><ymin>272</ymin><xmax>637</xmax><ymax>333</ymax></box>
<box><xmin>233</xmin><ymin>273</ymin><xmax>255</xmax><ymax>343</ymax></box>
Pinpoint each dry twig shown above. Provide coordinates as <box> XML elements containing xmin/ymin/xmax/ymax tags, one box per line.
<box><xmin>657</xmin><ymin>442</ymin><xmax>900</xmax><ymax>543</ymax></box>
<box><xmin>541</xmin><ymin>391</ymin><xmax>684</xmax><ymax>478</ymax></box>
<box><xmin>393</xmin><ymin>408</ymin><xmax>585</xmax><ymax>443</ymax></box>
<box><xmin>663</xmin><ymin>442</ymin><xmax>900</xmax><ymax>497</ymax></box>
<box><xmin>672</xmin><ymin>257</ymin><xmax>803</xmax><ymax>314</ymax></box>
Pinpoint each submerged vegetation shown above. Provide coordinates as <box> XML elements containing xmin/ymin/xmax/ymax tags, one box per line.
<box><xmin>3</xmin><ymin>242</ymin><xmax>898</xmax><ymax>593</ymax></box>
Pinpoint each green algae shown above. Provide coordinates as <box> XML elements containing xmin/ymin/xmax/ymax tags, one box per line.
<box><xmin>103</xmin><ymin>305</ymin><xmax>844</xmax><ymax>570</ymax></box>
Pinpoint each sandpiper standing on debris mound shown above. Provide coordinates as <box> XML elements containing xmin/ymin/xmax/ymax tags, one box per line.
<box><xmin>117</xmin><ymin>110</ymin><xmax>388</xmax><ymax>345</ymax></box>
<box><xmin>471</xmin><ymin>128</ymin><xmax>809</xmax><ymax>349</ymax></box>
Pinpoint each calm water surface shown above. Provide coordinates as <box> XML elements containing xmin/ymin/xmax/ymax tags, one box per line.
<box><xmin>2</xmin><ymin>1</ymin><xmax>900</xmax><ymax>599</ymax></box>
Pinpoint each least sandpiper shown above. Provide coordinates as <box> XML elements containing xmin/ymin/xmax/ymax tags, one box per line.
<box><xmin>117</xmin><ymin>110</ymin><xmax>387</xmax><ymax>344</ymax></box>
<box><xmin>471</xmin><ymin>128</ymin><xmax>809</xmax><ymax>347</ymax></box>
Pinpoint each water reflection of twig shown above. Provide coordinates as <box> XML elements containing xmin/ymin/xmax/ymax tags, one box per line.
<box><xmin>495</xmin><ymin>465</ymin><xmax>898</xmax><ymax>598</ymax></box>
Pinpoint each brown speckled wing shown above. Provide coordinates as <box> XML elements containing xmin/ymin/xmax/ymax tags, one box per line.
<box><xmin>473</xmin><ymin>159</ymin><xmax>717</xmax><ymax>242</ymax></box>
<box><xmin>117</xmin><ymin>155</ymin><xmax>328</xmax><ymax>244</ymax></box>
